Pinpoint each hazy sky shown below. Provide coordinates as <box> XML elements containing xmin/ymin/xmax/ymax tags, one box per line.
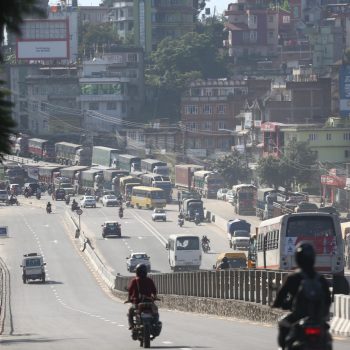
<box><xmin>51</xmin><ymin>0</ymin><xmax>230</xmax><ymax>16</ymax></box>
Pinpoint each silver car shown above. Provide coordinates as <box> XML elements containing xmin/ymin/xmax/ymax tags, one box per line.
<box><xmin>80</xmin><ymin>195</ymin><xmax>97</xmax><ymax>208</ymax></box>
<box><xmin>126</xmin><ymin>252</ymin><xmax>151</xmax><ymax>272</ymax></box>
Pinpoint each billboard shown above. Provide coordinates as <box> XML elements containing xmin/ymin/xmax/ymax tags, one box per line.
<box><xmin>339</xmin><ymin>64</ymin><xmax>350</xmax><ymax>117</ymax></box>
<box><xmin>17</xmin><ymin>40</ymin><xmax>68</xmax><ymax>59</ymax></box>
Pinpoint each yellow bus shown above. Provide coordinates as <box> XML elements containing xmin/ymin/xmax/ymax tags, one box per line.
<box><xmin>130</xmin><ymin>186</ymin><xmax>166</xmax><ymax>209</ymax></box>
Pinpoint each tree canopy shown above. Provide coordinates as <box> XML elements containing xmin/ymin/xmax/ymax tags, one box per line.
<box><xmin>210</xmin><ymin>151</ymin><xmax>251</xmax><ymax>187</ymax></box>
<box><xmin>256</xmin><ymin>140</ymin><xmax>318</xmax><ymax>189</ymax></box>
<box><xmin>0</xmin><ymin>0</ymin><xmax>43</xmax><ymax>158</ymax></box>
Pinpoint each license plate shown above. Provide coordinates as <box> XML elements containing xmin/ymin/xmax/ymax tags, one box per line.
<box><xmin>141</xmin><ymin>313</ymin><xmax>153</xmax><ymax>318</ymax></box>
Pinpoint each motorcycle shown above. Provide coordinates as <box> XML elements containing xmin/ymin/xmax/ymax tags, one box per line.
<box><xmin>194</xmin><ymin>214</ymin><xmax>200</xmax><ymax>226</ymax></box>
<box><xmin>6</xmin><ymin>196</ymin><xmax>19</xmax><ymax>206</ymax></box>
<box><xmin>129</xmin><ymin>299</ymin><xmax>162</xmax><ymax>348</ymax></box>
<box><xmin>71</xmin><ymin>202</ymin><xmax>78</xmax><ymax>211</ymax></box>
<box><xmin>36</xmin><ymin>192</ymin><xmax>41</xmax><ymax>200</ymax></box>
<box><xmin>178</xmin><ymin>218</ymin><xmax>184</xmax><ymax>227</ymax></box>
<box><xmin>119</xmin><ymin>210</ymin><xmax>124</xmax><ymax>219</ymax></box>
<box><xmin>284</xmin><ymin>317</ymin><xmax>332</xmax><ymax>350</ymax></box>
<box><xmin>65</xmin><ymin>196</ymin><xmax>70</xmax><ymax>205</ymax></box>
<box><xmin>201</xmin><ymin>241</ymin><xmax>210</xmax><ymax>253</ymax></box>
<box><xmin>46</xmin><ymin>205</ymin><xmax>52</xmax><ymax>214</ymax></box>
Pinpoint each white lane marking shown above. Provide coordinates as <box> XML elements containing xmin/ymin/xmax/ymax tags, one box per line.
<box><xmin>130</xmin><ymin>211</ymin><xmax>167</xmax><ymax>246</ymax></box>
<box><xmin>118</xmin><ymin>324</ymin><xmax>125</xmax><ymax>327</ymax></box>
<box><xmin>162</xmin><ymin>341</ymin><xmax>173</xmax><ymax>344</ymax></box>
<box><xmin>52</xmin><ymin>240</ymin><xmax>58</xmax><ymax>244</ymax></box>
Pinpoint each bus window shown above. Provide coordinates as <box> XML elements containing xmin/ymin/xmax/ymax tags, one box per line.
<box><xmin>176</xmin><ymin>237</ymin><xmax>199</xmax><ymax>250</ymax></box>
<box><xmin>286</xmin><ymin>216</ymin><xmax>335</xmax><ymax>238</ymax></box>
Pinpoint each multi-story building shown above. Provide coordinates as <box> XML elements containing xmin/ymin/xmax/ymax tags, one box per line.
<box><xmin>79</xmin><ymin>47</ymin><xmax>144</xmax><ymax>132</ymax></box>
<box><xmin>108</xmin><ymin>1</ymin><xmax>134</xmax><ymax>40</ymax></box>
<box><xmin>224</xmin><ymin>1</ymin><xmax>279</xmax><ymax>63</ymax></box>
<box><xmin>25</xmin><ymin>66</ymin><xmax>81</xmax><ymax>135</ymax></box>
<box><xmin>78</xmin><ymin>6</ymin><xmax>109</xmax><ymax>25</ymax></box>
<box><xmin>133</xmin><ymin>0</ymin><xmax>197</xmax><ymax>54</ymax></box>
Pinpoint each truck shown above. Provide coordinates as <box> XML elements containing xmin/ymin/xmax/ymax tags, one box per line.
<box><xmin>102</xmin><ymin>169</ymin><xmax>129</xmax><ymax>193</ymax></box>
<box><xmin>227</xmin><ymin>219</ymin><xmax>251</xmax><ymax>249</ymax></box>
<box><xmin>55</xmin><ymin>142</ymin><xmax>91</xmax><ymax>166</ymax></box>
<box><xmin>231</xmin><ymin>184</ymin><xmax>257</xmax><ymax>215</ymax></box>
<box><xmin>28</xmin><ymin>138</ymin><xmax>55</xmax><ymax>161</ymax></box>
<box><xmin>59</xmin><ymin>165</ymin><xmax>89</xmax><ymax>194</ymax></box>
<box><xmin>140</xmin><ymin>173</ymin><xmax>172</xmax><ymax>202</ymax></box>
<box><xmin>119</xmin><ymin>175</ymin><xmax>142</xmax><ymax>197</ymax></box>
<box><xmin>175</xmin><ymin>164</ymin><xmax>204</xmax><ymax>190</ymax></box>
<box><xmin>183</xmin><ymin>198</ymin><xmax>204</xmax><ymax>221</ymax></box>
<box><xmin>37</xmin><ymin>166</ymin><xmax>62</xmax><ymax>184</ymax></box>
<box><xmin>141</xmin><ymin>158</ymin><xmax>169</xmax><ymax>176</ymax></box>
<box><xmin>256</xmin><ymin>187</ymin><xmax>277</xmax><ymax>220</ymax></box>
<box><xmin>92</xmin><ymin>146</ymin><xmax>121</xmax><ymax>168</ymax></box>
<box><xmin>117</xmin><ymin>154</ymin><xmax>141</xmax><ymax>173</ymax></box>
<box><xmin>14</xmin><ymin>135</ymin><xmax>29</xmax><ymax>157</ymax></box>
<box><xmin>53</xmin><ymin>176</ymin><xmax>75</xmax><ymax>195</ymax></box>
<box><xmin>80</xmin><ymin>169</ymin><xmax>103</xmax><ymax>193</ymax></box>
<box><xmin>193</xmin><ymin>170</ymin><xmax>224</xmax><ymax>199</ymax></box>
<box><xmin>3</xmin><ymin>162</ymin><xmax>26</xmax><ymax>186</ymax></box>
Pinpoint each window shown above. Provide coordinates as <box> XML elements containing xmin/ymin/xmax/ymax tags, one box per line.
<box><xmin>345</xmin><ymin>150</ymin><xmax>350</xmax><ymax>158</ymax></box>
<box><xmin>217</xmin><ymin>104</ymin><xmax>227</xmax><ymax>114</ymax></box>
<box><xmin>218</xmin><ymin>121</ymin><xmax>226</xmax><ymax>130</ymax></box>
<box><xmin>203</xmin><ymin>121</ymin><xmax>212</xmax><ymax>130</ymax></box>
<box><xmin>344</xmin><ymin>133</ymin><xmax>350</xmax><ymax>140</ymax></box>
<box><xmin>268</xmin><ymin>31</ymin><xmax>274</xmax><ymax>38</ymax></box>
<box><xmin>89</xmin><ymin>102</ymin><xmax>99</xmax><ymax>110</ymax></box>
<box><xmin>203</xmin><ymin>105</ymin><xmax>212</xmax><ymax>114</ymax></box>
<box><xmin>184</xmin><ymin>105</ymin><xmax>198</xmax><ymax>115</ymax></box>
<box><xmin>282</xmin><ymin>15</ymin><xmax>290</xmax><ymax>23</ymax></box>
<box><xmin>268</xmin><ymin>15</ymin><xmax>274</xmax><ymax>23</ymax></box>
<box><xmin>107</xmin><ymin>101</ymin><xmax>117</xmax><ymax>110</ymax></box>
<box><xmin>127</xmin><ymin>53</ymin><xmax>137</xmax><ymax>62</ymax></box>
<box><xmin>326</xmin><ymin>133</ymin><xmax>332</xmax><ymax>141</ymax></box>
<box><xmin>309</xmin><ymin>133</ymin><xmax>318</xmax><ymax>141</ymax></box>
<box><xmin>250</xmin><ymin>31</ymin><xmax>257</xmax><ymax>41</ymax></box>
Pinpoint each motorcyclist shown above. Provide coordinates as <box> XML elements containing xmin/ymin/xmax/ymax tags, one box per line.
<box><xmin>127</xmin><ymin>263</ymin><xmax>158</xmax><ymax>330</ymax></box>
<box><xmin>194</xmin><ymin>210</ymin><xmax>200</xmax><ymax>224</ymax></box>
<box><xmin>216</xmin><ymin>256</ymin><xmax>230</xmax><ymax>270</ymax></box>
<box><xmin>178</xmin><ymin>210</ymin><xmax>184</xmax><ymax>220</ymax></box>
<box><xmin>201</xmin><ymin>235</ymin><xmax>210</xmax><ymax>245</ymax></box>
<box><xmin>71</xmin><ymin>199</ymin><xmax>78</xmax><ymax>210</ymax></box>
<box><xmin>46</xmin><ymin>201</ymin><xmax>52</xmax><ymax>213</ymax></box>
<box><xmin>65</xmin><ymin>194</ymin><xmax>71</xmax><ymax>205</ymax></box>
<box><xmin>272</xmin><ymin>242</ymin><xmax>331</xmax><ymax>349</ymax></box>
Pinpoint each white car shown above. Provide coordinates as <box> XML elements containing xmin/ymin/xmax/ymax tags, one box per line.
<box><xmin>226</xmin><ymin>190</ymin><xmax>234</xmax><ymax>203</ymax></box>
<box><xmin>152</xmin><ymin>208</ymin><xmax>166</xmax><ymax>221</ymax></box>
<box><xmin>217</xmin><ymin>188</ymin><xmax>229</xmax><ymax>200</ymax></box>
<box><xmin>102</xmin><ymin>194</ymin><xmax>118</xmax><ymax>207</ymax></box>
<box><xmin>126</xmin><ymin>252</ymin><xmax>151</xmax><ymax>272</ymax></box>
<box><xmin>80</xmin><ymin>195</ymin><xmax>97</xmax><ymax>208</ymax></box>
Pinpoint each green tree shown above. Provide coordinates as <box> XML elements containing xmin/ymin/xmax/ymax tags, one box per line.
<box><xmin>0</xmin><ymin>1</ymin><xmax>43</xmax><ymax>158</ymax></box>
<box><xmin>256</xmin><ymin>155</ymin><xmax>286</xmax><ymax>189</ymax></box>
<box><xmin>211</xmin><ymin>151</ymin><xmax>251</xmax><ymax>187</ymax></box>
<box><xmin>146</xmin><ymin>32</ymin><xmax>227</xmax><ymax>119</ymax></box>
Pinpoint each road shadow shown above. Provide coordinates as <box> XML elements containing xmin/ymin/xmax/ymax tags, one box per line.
<box><xmin>152</xmin><ymin>346</ymin><xmax>210</xmax><ymax>349</ymax></box>
<box><xmin>26</xmin><ymin>280</ymin><xmax>63</xmax><ymax>285</ymax></box>
<box><xmin>0</xmin><ymin>336</ymin><xmax>85</xmax><ymax>345</ymax></box>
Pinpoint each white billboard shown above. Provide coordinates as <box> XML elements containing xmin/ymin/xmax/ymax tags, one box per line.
<box><xmin>17</xmin><ymin>40</ymin><xmax>68</xmax><ymax>59</ymax></box>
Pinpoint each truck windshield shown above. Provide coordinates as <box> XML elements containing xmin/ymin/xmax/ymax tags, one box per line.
<box><xmin>176</xmin><ymin>237</ymin><xmax>199</xmax><ymax>250</ymax></box>
<box><xmin>25</xmin><ymin>258</ymin><xmax>41</xmax><ymax>267</ymax></box>
<box><xmin>233</xmin><ymin>231</ymin><xmax>250</xmax><ymax>237</ymax></box>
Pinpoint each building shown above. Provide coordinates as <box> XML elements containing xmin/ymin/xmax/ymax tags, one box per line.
<box><xmin>224</xmin><ymin>1</ymin><xmax>279</xmax><ymax>63</ymax></box>
<box><xmin>79</xmin><ymin>48</ymin><xmax>145</xmax><ymax>132</ymax></box>
<box><xmin>78</xmin><ymin>6</ymin><xmax>109</xmax><ymax>25</ymax></box>
<box><xmin>108</xmin><ymin>1</ymin><xmax>134</xmax><ymax>40</ymax></box>
<box><xmin>133</xmin><ymin>0</ymin><xmax>197</xmax><ymax>54</ymax></box>
<box><xmin>25</xmin><ymin>66</ymin><xmax>81</xmax><ymax>135</ymax></box>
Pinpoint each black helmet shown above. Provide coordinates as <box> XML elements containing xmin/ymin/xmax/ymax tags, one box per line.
<box><xmin>295</xmin><ymin>241</ymin><xmax>315</xmax><ymax>270</ymax></box>
<box><xmin>135</xmin><ymin>263</ymin><xmax>148</xmax><ymax>278</ymax></box>
<box><xmin>222</xmin><ymin>256</ymin><xmax>228</xmax><ymax>263</ymax></box>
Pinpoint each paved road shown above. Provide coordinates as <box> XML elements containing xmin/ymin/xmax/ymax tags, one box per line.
<box><xmin>1</xmin><ymin>203</ymin><xmax>350</xmax><ymax>350</ymax></box>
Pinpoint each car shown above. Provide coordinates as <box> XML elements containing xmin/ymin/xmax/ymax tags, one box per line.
<box><xmin>152</xmin><ymin>208</ymin><xmax>166</xmax><ymax>221</ymax></box>
<box><xmin>294</xmin><ymin>201</ymin><xmax>318</xmax><ymax>213</ymax></box>
<box><xmin>102</xmin><ymin>194</ymin><xmax>119</xmax><ymax>207</ymax></box>
<box><xmin>53</xmin><ymin>188</ymin><xmax>66</xmax><ymax>201</ymax></box>
<box><xmin>101</xmin><ymin>221</ymin><xmax>121</xmax><ymax>238</ymax></box>
<box><xmin>80</xmin><ymin>195</ymin><xmax>97</xmax><ymax>208</ymax></box>
<box><xmin>126</xmin><ymin>252</ymin><xmax>151</xmax><ymax>272</ymax></box>
<box><xmin>226</xmin><ymin>190</ymin><xmax>234</xmax><ymax>203</ymax></box>
<box><xmin>10</xmin><ymin>183</ymin><xmax>22</xmax><ymax>195</ymax></box>
<box><xmin>20</xmin><ymin>253</ymin><xmax>46</xmax><ymax>283</ymax></box>
<box><xmin>0</xmin><ymin>189</ymin><xmax>7</xmax><ymax>203</ymax></box>
<box><xmin>217</xmin><ymin>188</ymin><xmax>229</xmax><ymax>201</ymax></box>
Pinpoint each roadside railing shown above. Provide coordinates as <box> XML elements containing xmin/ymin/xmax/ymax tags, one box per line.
<box><xmin>114</xmin><ymin>269</ymin><xmax>289</xmax><ymax>305</ymax></box>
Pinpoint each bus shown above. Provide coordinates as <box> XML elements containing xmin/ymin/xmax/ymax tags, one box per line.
<box><xmin>166</xmin><ymin>234</ymin><xmax>201</xmax><ymax>272</ymax></box>
<box><xmin>130</xmin><ymin>186</ymin><xmax>166</xmax><ymax>209</ymax></box>
<box><xmin>256</xmin><ymin>213</ymin><xmax>344</xmax><ymax>275</ymax></box>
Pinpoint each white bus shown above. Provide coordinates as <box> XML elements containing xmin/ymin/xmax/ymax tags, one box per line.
<box><xmin>166</xmin><ymin>234</ymin><xmax>201</xmax><ymax>272</ymax></box>
<box><xmin>256</xmin><ymin>213</ymin><xmax>344</xmax><ymax>275</ymax></box>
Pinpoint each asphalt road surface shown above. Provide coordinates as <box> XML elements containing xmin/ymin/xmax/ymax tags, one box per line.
<box><xmin>0</xmin><ymin>197</ymin><xmax>350</xmax><ymax>350</ymax></box>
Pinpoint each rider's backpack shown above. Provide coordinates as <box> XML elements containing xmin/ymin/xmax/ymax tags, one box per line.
<box><xmin>292</xmin><ymin>273</ymin><xmax>325</xmax><ymax>321</ymax></box>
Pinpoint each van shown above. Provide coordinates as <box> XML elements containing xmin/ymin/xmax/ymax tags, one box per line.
<box><xmin>213</xmin><ymin>252</ymin><xmax>247</xmax><ymax>269</ymax></box>
<box><xmin>21</xmin><ymin>253</ymin><xmax>46</xmax><ymax>283</ymax></box>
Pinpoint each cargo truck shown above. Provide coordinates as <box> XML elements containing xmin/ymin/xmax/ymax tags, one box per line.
<box><xmin>102</xmin><ymin>169</ymin><xmax>129</xmax><ymax>193</ymax></box>
<box><xmin>256</xmin><ymin>187</ymin><xmax>277</xmax><ymax>220</ymax></box>
<box><xmin>116</xmin><ymin>154</ymin><xmax>141</xmax><ymax>173</ymax></box>
<box><xmin>28</xmin><ymin>138</ymin><xmax>55</xmax><ymax>161</ymax></box>
<box><xmin>55</xmin><ymin>142</ymin><xmax>91</xmax><ymax>166</ymax></box>
<box><xmin>175</xmin><ymin>164</ymin><xmax>204</xmax><ymax>190</ymax></box>
<box><xmin>141</xmin><ymin>159</ymin><xmax>169</xmax><ymax>176</ymax></box>
<box><xmin>80</xmin><ymin>169</ymin><xmax>103</xmax><ymax>193</ymax></box>
<box><xmin>227</xmin><ymin>219</ymin><xmax>251</xmax><ymax>249</ymax></box>
<box><xmin>193</xmin><ymin>170</ymin><xmax>224</xmax><ymax>199</ymax></box>
<box><xmin>92</xmin><ymin>146</ymin><xmax>121</xmax><ymax>168</ymax></box>
<box><xmin>231</xmin><ymin>184</ymin><xmax>257</xmax><ymax>215</ymax></box>
<box><xmin>37</xmin><ymin>166</ymin><xmax>62</xmax><ymax>184</ymax></box>
<box><xmin>14</xmin><ymin>135</ymin><xmax>29</xmax><ymax>157</ymax></box>
<box><xmin>119</xmin><ymin>176</ymin><xmax>142</xmax><ymax>197</ymax></box>
<box><xmin>183</xmin><ymin>198</ymin><xmax>204</xmax><ymax>221</ymax></box>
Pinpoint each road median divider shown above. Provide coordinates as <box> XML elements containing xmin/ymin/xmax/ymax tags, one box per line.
<box><xmin>331</xmin><ymin>294</ymin><xmax>350</xmax><ymax>336</ymax></box>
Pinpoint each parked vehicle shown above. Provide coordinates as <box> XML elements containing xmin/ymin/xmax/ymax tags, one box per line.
<box><xmin>227</xmin><ymin>219</ymin><xmax>251</xmax><ymax>249</ymax></box>
<box><xmin>116</xmin><ymin>154</ymin><xmax>141</xmax><ymax>173</ymax></box>
<box><xmin>92</xmin><ymin>146</ymin><xmax>121</xmax><ymax>168</ymax></box>
<box><xmin>0</xmin><ymin>189</ymin><xmax>7</xmax><ymax>203</ymax></box>
<box><xmin>101</xmin><ymin>221</ymin><xmax>121</xmax><ymax>238</ymax></box>
<box><xmin>217</xmin><ymin>188</ymin><xmax>229</xmax><ymax>201</ymax></box>
<box><xmin>174</xmin><ymin>164</ymin><xmax>204</xmax><ymax>190</ymax></box>
<box><xmin>55</xmin><ymin>142</ymin><xmax>91</xmax><ymax>166</ymax></box>
<box><xmin>80</xmin><ymin>195</ymin><xmax>97</xmax><ymax>208</ymax></box>
<box><xmin>193</xmin><ymin>170</ymin><xmax>224</xmax><ymax>199</ymax></box>
<box><xmin>126</xmin><ymin>252</ymin><xmax>151</xmax><ymax>272</ymax></box>
<box><xmin>21</xmin><ymin>253</ymin><xmax>46</xmax><ymax>283</ymax></box>
<box><xmin>28</xmin><ymin>138</ymin><xmax>55</xmax><ymax>161</ymax></box>
<box><xmin>166</xmin><ymin>235</ymin><xmax>201</xmax><ymax>272</ymax></box>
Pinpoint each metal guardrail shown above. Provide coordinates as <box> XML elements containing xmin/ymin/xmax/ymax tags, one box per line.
<box><xmin>114</xmin><ymin>270</ymin><xmax>289</xmax><ymax>305</ymax></box>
